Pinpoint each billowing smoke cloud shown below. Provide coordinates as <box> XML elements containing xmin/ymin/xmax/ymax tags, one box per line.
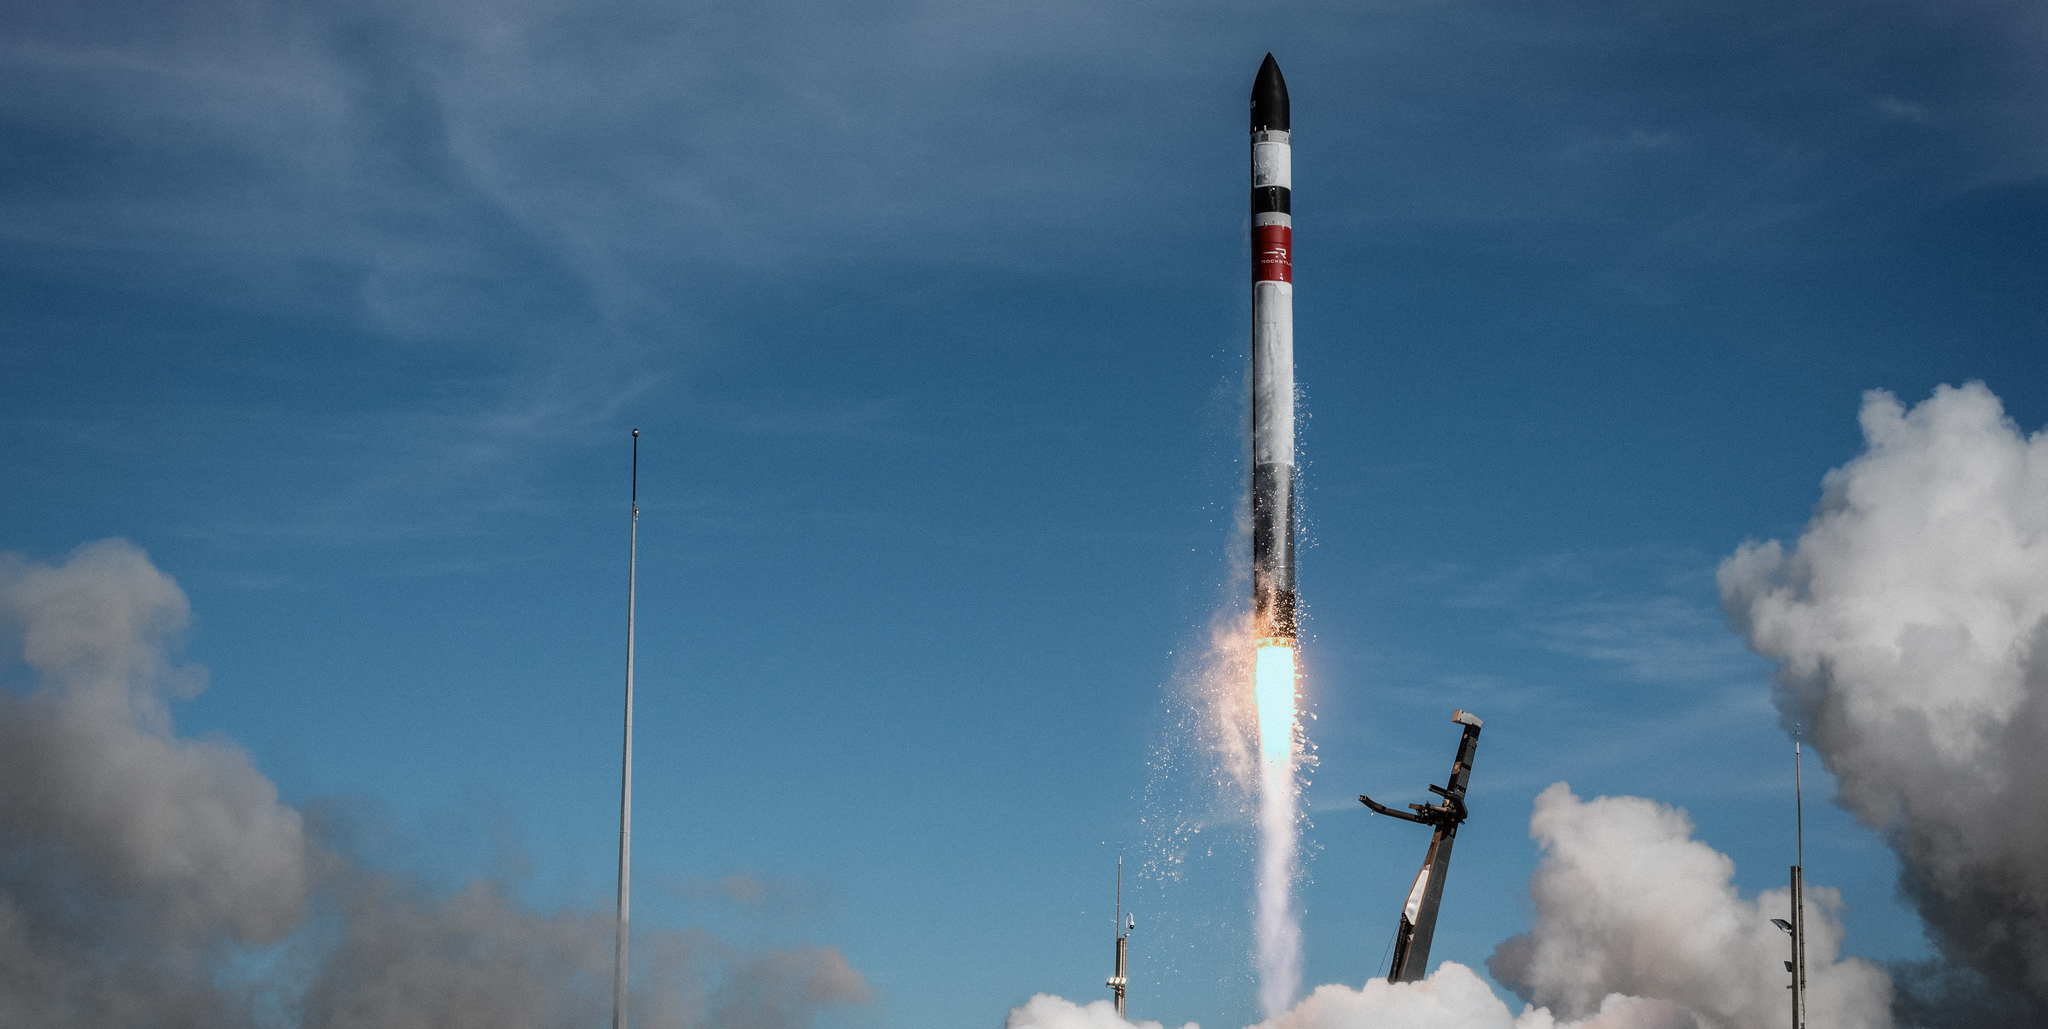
<box><xmin>1009</xmin><ymin>961</ymin><xmax>1701</xmax><ymax>1029</ymax></box>
<box><xmin>300</xmin><ymin>874</ymin><xmax>866</xmax><ymax>1029</ymax></box>
<box><xmin>1265</xmin><ymin>963</ymin><xmax>1708</xmax><ymax>1029</ymax></box>
<box><xmin>1489</xmin><ymin>784</ymin><xmax>1892</xmax><ymax>1029</ymax></box>
<box><xmin>1719</xmin><ymin>382</ymin><xmax>2048</xmax><ymax>1024</ymax></box>
<box><xmin>1017</xmin><ymin>783</ymin><xmax>1891</xmax><ymax>1029</ymax></box>
<box><xmin>1007</xmin><ymin>993</ymin><xmax>1200</xmax><ymax>1029</ymax></box>
<box><xmin>0</xmin><ymin>539</ymin><xmax>310</xmax><ymax>1025</ymax></box>
<box><xmin>0</xmin><ymin>539</ymin><xmax>869</xmax><ymax>1028</ymax></box>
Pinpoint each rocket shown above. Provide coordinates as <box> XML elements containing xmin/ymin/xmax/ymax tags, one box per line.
<box><xmin>1250</xmin><ymin>54</ymin><xmax>1296</xmax><ymax>644</ymax></box>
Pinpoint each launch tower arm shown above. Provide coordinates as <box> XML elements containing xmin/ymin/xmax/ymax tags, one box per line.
<box><xmin>1358</xmin><ymin>794</ymin><xmax>1430</xmax><ymax>822</ymax></box>
<box><xmin>1364</xmin><ymin>710</ymin><xmax>1486</xmax><ymax>984</ymax></box>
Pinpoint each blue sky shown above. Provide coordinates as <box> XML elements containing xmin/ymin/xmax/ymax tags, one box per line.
<box><xmin>2</xmin><ymin>0</ymin><xmax>2045</xmax><ymax>1026</ymax></box>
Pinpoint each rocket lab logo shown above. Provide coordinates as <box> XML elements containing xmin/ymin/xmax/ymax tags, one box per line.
<box><xmin>1255</xmin><ymin>224</ymin><xmax>1293</xmax><ymax>283</ymax></box>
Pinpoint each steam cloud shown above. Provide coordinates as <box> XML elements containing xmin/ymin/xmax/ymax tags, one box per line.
<box><xmin>1008</xmin><ymin>993</ymin><xmax>1200</xmax><ymax>1029</ymax></box>
<box><xmin>1266</xmin><ymin>963</ymin><xmax>1699</xmax><ymax>1029</ymax></box>
<box><xmin>1488</xmin><ymin>784</ymin><xmax>1892</xmax><ymax>1029</ymax></box>
<box><xmin>1009</xmin><ymin>962</ymin><xmax>1707</xmax><ymax>1029</ymax></box>
<box><xmin>0</xmin><ymin>539</ymin><xmax>869</xmax><ymax>1028</ymax></box>
<box><xmin>1720</xmin><ymin>382</ymin><xmax>2048</xmax><ymax>1025</ymax></box>
<box><xmin>1016</xmin><ymin>783</ymin><xmax>1892</xmax><ymax>1029</ymax></box>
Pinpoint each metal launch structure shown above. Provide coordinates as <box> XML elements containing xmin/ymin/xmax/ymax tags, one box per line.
<box><xmin>1360</xmin><ymin>710</ymin><xmax>1485</xmax><ymax>983</ymax></box>
<box><xmin>613</xmin><ymin>430</ymin><xmax>639</xmax><ymax>1029</ymax></box>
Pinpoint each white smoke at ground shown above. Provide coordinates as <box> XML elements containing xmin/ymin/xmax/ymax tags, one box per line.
<box><xmin>299</xmin><ymin>872</ymin><xmax>866</xmax><ymax>1029</ymax></box>
<box><xmin>1024</xmin><ymin>782</ymin><xmax>1890</xmax><ymax>1029</ymax></box>
<box><xmin>1007</xmin><ymin>992</ymin><xmax>1202</xmax><ymax>1029</ymax></box>
<box><xmin>0</xmin><ymin>539</ymin><xmax>869</xmax><ymax>1029</ymax></box>
<box><xmin>1266</xmin><ymin>963</ymin><xmax>1715</xmax><ymax>1029</ymax></box>
<box><xmin>1719</xmin><ymin>382</ymin><xmax>2048</xmax><ymax>1026</ymax></box>
<box><xmin>1008</xmin><ymin>963</ymin><xmax>1695</xmax><ymax>1029</ymax></box>
<box><xmin>1488</xmin><ymin>784</ymin><xmax>1893</xmax><ymax>1029</ymax></box>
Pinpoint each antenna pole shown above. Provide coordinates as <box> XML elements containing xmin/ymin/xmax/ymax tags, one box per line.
<box><xmin>613</xmin><ymin>429</ymin><xmax>639</xmax><ymax>1029</ymax></box>
<box><xmin>1109</xmin><ymin>855</ymin><xmax>1129</xmax><ymax>1017</ymax></box>
<box><xmin>1791</xmin><ymin>737</ymin><xmax>1806</xmax><ymax>1029</ymax></box>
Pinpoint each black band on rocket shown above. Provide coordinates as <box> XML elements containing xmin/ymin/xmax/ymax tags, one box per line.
<box><xmin>1252</xmin><ymin>186</ymin><xmax>1291</xmax><ymax>216</ymax></box>
<box><xmin>1252</xmin><ymin>460</ymin><xmax>1297</xmax><ymax>640</ymax></box>
<box><xmin>1260</xmin><ymin>588</ymin><xmax>1298</xmax><ymax>642</ymax></box>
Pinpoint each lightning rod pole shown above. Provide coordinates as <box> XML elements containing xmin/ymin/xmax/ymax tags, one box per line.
<box><xmin>1792</xmin><ymin>738</ymin><xmax>1806</xmax><ymax>1029</ymax></box>
<box><xmin>613</xmin><ymin>429</ymin><xmax>639</xmax><ymax>1029</ymax></box>
<box><xmin>1109</xmin><ymin>856</ymin><xmax>1129</xmax><ymax>1017</ymax></box>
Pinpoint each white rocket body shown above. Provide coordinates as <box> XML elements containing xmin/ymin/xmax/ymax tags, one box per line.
<box><xmin>1250</xmin><ymin>54</ymin><xmax>1296</xmax><ymax>642</ymax></box>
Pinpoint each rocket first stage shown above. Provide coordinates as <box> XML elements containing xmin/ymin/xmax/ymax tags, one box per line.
<box><xmin>1247</xmin><ymin>55</ymin><xmax>1304</xmax><ymax>1015</ymax></box>
<box><xmin>1250</xmin><ymin>53</ymin><xmax>1296</xmax><ymax>644</ymax></box>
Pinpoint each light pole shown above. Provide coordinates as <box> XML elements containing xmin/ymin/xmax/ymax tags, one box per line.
<box><xmin>1770</xmin><ymin>737</ymin><xmax>1807</xmax><ymax>1029</ymax></box>
<box><xmin>612</xmin><ymin>429</ymin><xmax>639</xmax><ymax>1029</ymax></box>
<box><xmin>1107</xmin><ymin>856</ymin><xmax>1132</xmax><ymax>1018</ymax></box>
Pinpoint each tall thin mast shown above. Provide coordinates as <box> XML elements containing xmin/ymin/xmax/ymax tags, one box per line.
<box><xmin>1108</xmin><ymin>856</ymin><xmax>1130</xmax><ymax>1017</ymax></box>
<box><xmin>1792</xmin><ymin>738</ymin><xmax>1806</xmax><ymax>1029</ymax></box>
<box><xmin>613</xmin><ymin>429</ymin><xmax>639</xmax><ymax>1029</ymax></box>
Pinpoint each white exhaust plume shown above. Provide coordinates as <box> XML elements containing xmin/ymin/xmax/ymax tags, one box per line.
<box><xmin>1719</xmin><ymin>382</ymin><xmax>2048</xmax><ymax>1024</ymax></box>
<box><xmin>0</xmin><ymin>539</ymin><xmax>869</xmax><ymax>1029</ymax></box>
<box><xmin>1253</xmin><ymin>639</ymin><xmax>1303</xmax><ymax>1017</ymax></box>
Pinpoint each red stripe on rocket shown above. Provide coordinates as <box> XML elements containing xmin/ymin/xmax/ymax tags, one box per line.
<box><xmin>1255</xmin><ymin>225</ymin><xmax>1293</xmax><ymax>284</ymax></box>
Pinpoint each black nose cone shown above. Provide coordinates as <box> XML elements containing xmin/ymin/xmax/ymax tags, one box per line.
<box><xmin>1250</xmin><ymin>53</ymin><xmax>1289</xmax><ymax>133</ymax></box>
